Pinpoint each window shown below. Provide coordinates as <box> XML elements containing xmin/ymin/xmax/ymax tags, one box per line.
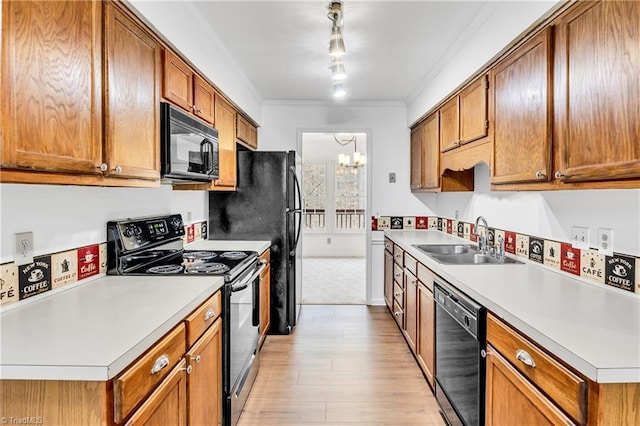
<box><xmin>303</xmin><ymin>162</ymin><xmax>366</xmax><ymax>232</ymax></box>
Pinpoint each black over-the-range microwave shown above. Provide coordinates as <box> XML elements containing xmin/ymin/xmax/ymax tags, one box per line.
<box><xmin>160</xmin><ymin>102</ymin><xmax>219</xmax><ymax>182</ymax></box>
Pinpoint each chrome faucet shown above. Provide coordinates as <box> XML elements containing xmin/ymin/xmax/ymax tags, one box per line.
<box><xmin>474</xmin><ymin>216</ymin><xmax>488</xmax><ymax>255</ymax></box>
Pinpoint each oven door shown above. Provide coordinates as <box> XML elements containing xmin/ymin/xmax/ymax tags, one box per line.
<box><xmin>226</xmin><ymin>262</ymin><xmax>264</xmax><ymax>425</ymax></box>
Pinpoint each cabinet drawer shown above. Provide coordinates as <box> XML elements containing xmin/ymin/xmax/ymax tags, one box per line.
<box><xmin>417</xmin><ymin>263</ymin><xmax>433</xmax><ymax>291</ymax></box>
<box><xmin>185</xmin><ymin>291</ymin><xmax>222</xmax><ymax>348</ymax></box>
<box><xmin>404</xmin><ymin>253</ymin><xmax>417</xmax><ymax>276</ymax></box>
<box><xmin>487</xmin><ymin>314</ymin><xmax>586</xmax><ymax>423</ymax></box>
<box><xmin>393</xmin><ymin>282</ymin><xmax>404</xmax><ymax>309</ymax></box>
<box><xmin>384</xmin><ymin>238</ymin><xmax>393</xmax><ymax>253</ymax></box>
<box><xmin>393</xmin><ymin>301</ymin><xmax>404</xmax><ymax>328</ymax></box>
<box><xmin>393</xmin><ymin>263</ymin><xmax>403</xmax><ymax>287</ymax></box>
<box><xmin>114</xmin><ymin>323</ymin><xmax>186</xmax><ymax>423</ymax></box>
<box><xmin>393</xmin><ymin>245</ymin><xmax>404</xmax><ymax>266</ymax></box>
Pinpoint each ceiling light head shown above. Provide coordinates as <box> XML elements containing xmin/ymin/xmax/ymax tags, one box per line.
<box><xmin>329</xmin><ymin>25</ymin><xmax>346</xmax><ymax>57</ymax></box>
<box><xmin>331</xmin><ymin>61</ymin><xmax>347</xmax><ymax>81</ymax></box>
<box><xmin>327</xmin><ymin>1</ymin><xmax>343</xmax><ymax>26</ymax></box>
<box><xmin>333</xmin><ymin>83</ymin><xmax>346</xmax><ymax>98</ymax></box>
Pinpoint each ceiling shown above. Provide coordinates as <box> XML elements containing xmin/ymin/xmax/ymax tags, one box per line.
<box><xmin>192</xmin><ymin>1</ymin><xmax>496</xmax><ymax>102</ymax></box>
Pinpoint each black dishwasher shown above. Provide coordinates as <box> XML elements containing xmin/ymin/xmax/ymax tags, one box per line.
<box><xmin>434</xmin><ymin>277</ymin><xmax>486</xmax><ymax>426</ymax></box>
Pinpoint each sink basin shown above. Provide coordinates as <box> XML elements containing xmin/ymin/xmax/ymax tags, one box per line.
<box><xmin>413</xmin><ymin>244</ymin><xmax>477</xmax><ymax>255</ymax></box>
<box><xmin>427</xmin><ymin>253</ymin><xmax>524</xmax><ymax>265</ymax></box>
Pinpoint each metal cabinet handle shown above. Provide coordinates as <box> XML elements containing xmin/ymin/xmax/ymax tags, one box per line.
<box><xmin>394</xmin><ymin>311</ymin><xmax>402</xmax><ymax>317</ymax></box>
<box><xmin>394</xmin><ymin>292</ymin><xmax>401</xmax><ymax>298</ymax></box>
<box><xmin>98</xmin><ymin>163</ymin><xmax>108</xmax><ymax>172</ymax></box>
<box><xmin>555</xmin><ymin>171</ymin><xmax>565</xmax><ymax>179</ymax></box>
<box><xmin>181</xmin><ymin>364</ymin><xmax>193</xmax><ymax>374</ymax></box>
<box><xmin>515</xmin><ymin>349</ymin><xmax>536</xmax><ymax>368</ymax></box>
<box><xmin>454</xmin><ymin>141</ymin><xmax>461</xmax><ymax>147</ymax></box>
<box><xmin>204</xmin><ymin>309</ymin><xmax>216</xmax><ymax>321</ymax></box>
<box><xmin>535</xmin><ymin>170</ymin><xmax>546</xmax><ymax>179</ymax></box>
<box><xmin>150</xmin><ymin>354</ymin><xmax>170</xmax><ymax>374</ymax></box>
<box><xmin>191</xmin><ymin>355</ymin><xmax>201</xmax><ymax>364</ymax></box>
<box><xmin>114</xmin><ymin>166</ymin><xmax>122</xmax><ymax>174</ymax></box>
<box><xmin>394</xmin><ymin>273</ymin><xmax>402</xmax><ymax>279</ymax></box>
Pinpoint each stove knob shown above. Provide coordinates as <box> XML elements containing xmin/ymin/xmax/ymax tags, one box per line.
<box><xmin>134</xmin><ymin>226</ymin><xmax>142</xmax><ymax>236</ymax></box>
<box><xmin>171</xmin><ymin>217</ymin><xmax>182</xmax><ymax>230</ymax></box>
<box><xmin>123</xmin><ymin>226</ymin><xmax>135</xmax><ymax>238</ymax></box>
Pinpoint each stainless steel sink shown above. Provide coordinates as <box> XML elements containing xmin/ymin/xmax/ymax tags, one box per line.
<box><xmin>413</xmin><ymin>244</ymin><xmax>477</xmax><ymax>255</ymax></box>
<box><xmin>413</xmin><ymin>244</ymin><xmax>523</xmax><ymax>265</ymax></box>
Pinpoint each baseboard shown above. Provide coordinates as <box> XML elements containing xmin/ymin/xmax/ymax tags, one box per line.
<box><xmin>368</xmin><ymin>297</ymin><xmax>385</xmax><ymax>306</ymax></box>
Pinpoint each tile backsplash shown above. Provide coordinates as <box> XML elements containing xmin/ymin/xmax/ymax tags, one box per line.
<box><xmin>373</xmin><ymin>215</ymin><xmax>639</xmax><ymax>294</ymax></box>
<box><xmin>0</xmin><ymin>221</ymin><xmax>208</xmax><ymax>308</ymax></box>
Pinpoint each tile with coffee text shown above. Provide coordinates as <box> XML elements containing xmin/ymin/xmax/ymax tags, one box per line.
<box><xmin>504</xmin><ymin>231</ymin><xmax>516</xmax><ymax>254</ymax></box>
<box><xmin>195</xmin><ymin>222</ymin><xmax>202</xmax><ymax>240</ymax></box>
<box><xmin>463</xmin><ymin>223</ymin><xmax>471</xmax><ymax>240</ymax></box>
<box><xmin>605</xmin><ymin>254</ymin><xmax>636</xmax><ymax>292</ymax></box>
<box><xmin>580</xmin><ymin>249</ymin><xmax>605</xmax><ymax>284</ymax></box>
<box><xmin>378</xmin><ymin>216</ymin><xmax>391</xmax><ymax>230</ymax></box>
<box><xmin>18</xmin><ymin>256</ymin><xmax>52</xmax><ymax>300</ymax></box>
<box><xmin>457</xmin><ymin>222</ymin><xmax>465</xmax><ymax>238</ymax></box>
<box><xmin>77</xmin><ymin>245</ymin><xmax>99</xmax><ymax>281</ymax></box>
<box><xmin>451</xmin><ymin>220</ymin><xmax>459</xmax><ymax>236</ymax></box>
<box><xmin>390</xmin><ymin>217</ymin><xmax>403</xmax><ymax>230</ymax></box>
<box><xmin>187</xmin><ymin>224</ymin><xmax>195</xmax><ymax>243</ymax></box>
<box><xmin>415</xmin><ymin>216</ymin><xmax>428</xmax><ymax>229</ymax></box>
<box><xmin>99</xmin><ymin>243</ymin><xmax>107</xmax><ymax>275</ymax></box>
<box><xmin>51</xmin><ymin>250</ymin><xmax>78</xmax><ymax>289</ymax></box>
<box><xmin>446</xmin><ymin>219</ymin><xmax>453</xmax><ymax>234</ymax></box>
<box><xmin>371</xmin><ymin>216</ymin><xmax>378</xmax><ymax>231</ymax></box>
<box><xmin>428</xmin><ymin>217</ymin><xmax>438</xmax><ymax>229</ymax></box>
<box><xmin>515</xmin><ymin>234</ymin><xmax>529</xmax><ymax>258</ymax></box>
<box><xmin>560</xmin><ymin>243</ymin><xmax>580</xmax><ymax>275</ymax></box>
<box><xmin>528</xmin><ymin>237</ymin><xmax>544</xmax><ymax>264</ymax></box>
<box><xmin>543</xmin><ymin>240</ymin><xmax>561</xmax><ymax>270</ymax></box>
<box><xmin>470</xmin><ymin>224</ymin><xmax>477</xmax><ymax>242</ymax></box>
<box><xmin>0</xmin><ymin>263</ymin><xmax>19</xmax><ymax>306</ymax></box>
<box><xmin>403</xmin><ymin>217</ymin><xmax>416</xmax><ymax>230</ymax></box>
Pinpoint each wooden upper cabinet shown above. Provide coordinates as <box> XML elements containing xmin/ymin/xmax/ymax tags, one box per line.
<box><xmin>554</xmin><ymin>1</ymin><xmax>640</xmax><ymax>182</ymax></box>
<box><xmin>1</xmin><ymin>0</ymin><xmax>103</xmax><ymax>174</ymax></box>
<box><xmin>422</xmin><ymin>113</ymin><xmax>441</xmax><ymax>190</ymax></box>
<box><xmin>162</xmin><ymin>50</ymin><xmax>193</xmax><ymax>113</ymax></box>
<box><xmin>214</xmin><ymin>94</ymin><xmax>237</xmax><ymax>188</ymax></box>
<box><xmin>459</xmin><ymin>74</ymin><xmax>489</xmax><ymax>145</ymax></box>
<box><xmin>439</xmin><ymin>97</ymin><xmax>460</xmax><ymax>152</ymax></box>
<box><xmin>410</xmin><ymin>126</ymin><xmax>423</xmax><ymax>190</ymax></box>
<box><xmin>104</xmin><ymin>2</ymin><xmax>161</xmax><ymax>180</ymax></box>
<box><xmin>491</xmin><ymin>28</ymin><xmax>553</xmax><ymax>185</ymax></box>
<box><xmin>193</xmin><ymin>74</ymin><xmax>215</xmax><ymax>125</ymax></box>
<box><xmin>236</xmin><ymin>114</ymin><xmax>258</xmax><ymax>150</ymax></box>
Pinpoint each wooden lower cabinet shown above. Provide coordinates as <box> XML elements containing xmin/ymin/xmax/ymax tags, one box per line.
<box><xmin>125</xmin><ymin>359</ymin><xmax>188</xmax><ymax>426</ymax></box>
<box><xmin>416</xmin><ymin>282</ymin><xmax>435</xmax><ymax>387</ymax></box>
<box><xmin>485</xmin><ymin>347</ymin><xmax>573</xmax><ymax>426</ymax></box>
<box><xmin>259</xmin><ymin>253</ymin><xmax>271</xmax><ymax>347</ymax></box>
<box><xmin>403</xmin><ymin>271</ymin><xmax>418</xmax><ymax>352</ymax></box>
<box><xmin>384</xmin><ymin>249</ymin><xmax>394</xmax><ymax>309</ymax></box>
<box><xmin>186</xmin><ymin>318</ymin><xmax>222</xmax><ymax>426</ymax></box>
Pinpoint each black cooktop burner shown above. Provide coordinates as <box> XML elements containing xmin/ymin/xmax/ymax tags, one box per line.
<box><xmin>185</xmin><ymin>262</ymin><xmax>231</xmax><ymax>274</ymax></box>
<box><xmin>147</xmin><ymin>264</ymin><xmax>184</xmax><ymax>274</ymax></box>
<box><xmin>220</xmin><ymin>251</ymin><xmax>249</xmax><ymax>260</ymax></box>
<box><xmin>183</xmin><ymin>251</ymin><xmax>218</xmax><ymax>261</ymax></box>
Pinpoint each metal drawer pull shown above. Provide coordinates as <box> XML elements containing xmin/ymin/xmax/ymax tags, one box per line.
<box><xmin>181</xmin><ymin>365</ymin><xmax>193</xmax><ymax>374</ymax></box>
<box><xmin>555</xmin><ymin>171</ymin><xmax>565</xmax><ymax>179</ymax></box>
<box><xmin>394</xmin><ymin>311</ymin><xmax>402</xmax><ymax>317</ymax></box>
<box><xmin>394</xmin><ymin>273</ymin><xmax>402</xmax><ymax>278</ymax></box>
<box><xmin>191</xmin><ymin>355</ymin><xmax>201</xmax><ymax>364</ymax></box>
<box><xmin>516</xmin><ymin>349</ymin><xmax>536</xmax><ymax>368</ymax></box>
<box><xmin>394</xmin><ymin>292</ymin><xmax>401</xmax><ymax>298</ymax></box>
<box><xmin>151</xmin><ymin>354</ymin><xmax>170</xmax><ymax>374</ymax></box>
<box><xmin>535</xmin><ymin>170</ymin><xmax>546</xmax><ymax>179</ymax></box>
<box><xmin>204</xmin><ymin>309</ymin><xmax>216</xmax><ymax>321</ymax></box>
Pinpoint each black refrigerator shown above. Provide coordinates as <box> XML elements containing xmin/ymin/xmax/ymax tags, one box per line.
<box><xmin>208</xmin><ymin>150</ymin><xmax>302</xmax><ymax>334</ymax></box>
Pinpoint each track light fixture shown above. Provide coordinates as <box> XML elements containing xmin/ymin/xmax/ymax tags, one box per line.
<box><xmin>327</xmin><ymin>1</ymin><xmax>347</xmax><ymax>97</ymax></box>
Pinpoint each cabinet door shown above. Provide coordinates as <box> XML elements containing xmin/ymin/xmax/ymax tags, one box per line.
<box><xmin>439</xmin><ymin>97</ymin><xmax>460</xmax><ymax>152</ymax></box>
<box><xmin>104</xmin><ymin>3</ymin><xmax>161</xmax><ymax>180</ymax></box>
<box><xmin>422</xmin><ymin>112</ymin><xmax>441</xmax><ymax>189</ymax></box>
<box><xmin>384</xmin><ymin>250</ymin><xmax>393</xmax><ymax>309</ymax></box>
<box><xmin>417</xmin><ymin>282</ymin><xmax>434</xmax><ymax>387</ymax></box>
<box><xmin>1</xmin><ymin>0</ymin><xmax>102</xmax><ymax>174</ymax></box>
<box><xmin>193</xmin><ymin>74</ymin><xmax>215</xmax><ymax>125</ymax></box>
<box><xmin>410</xmin><ymin>125</ymin><xmax>424</xmax><ymax>190</ymax></box>
<box><xmin>125</xmin><ymin>359</ymin><xmax>187</xmax><ymax>426</ymax></box>
<box><xmin>491</xmin><ymin>28</ymin><xmax>552</xmax><ymax>184</ymax></box>
<box><xmin>485</xmin><ymin>347</ymin><xmax>573</xmax><ymax>426</ymax></box>
<box><xmin>403</xmin><ymin>271</ymin><xmax>418</xmax><ymax>353</ymax></box>
<box><xmin>247</xmin><ymin>125</ymin><xmax>258</xmax><ymax>149</ymax></box>
<box><xmin>459</xmin><ymin>75</ymin><xmax>488</xmax><ymax>145</ymax></box>
<box><xmin>187</xmin><ymin>318</ymin><xmax>222</xmax><ymax>426</ymax></box>
<box><xmin>259</xmin><ymin>263</ymin><xmax>271</xmax><ymax>346</ymax></box>
<box><xmin>163</xmin><ymin>49</ymin><xmax>193</xmax><ymax>113</ymax></box>
<box><xmin>214</xmin><ymin>94</ymin><xmax>237</xmax><ymax>188</ymax></box>
<box><xmin>554</xmin><ymin>1</ymin><xmax>640</xmax><ymax>182</ymax></box>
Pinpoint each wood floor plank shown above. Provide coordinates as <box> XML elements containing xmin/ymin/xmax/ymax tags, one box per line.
<box><xmin>238</xmin><ymin>305</ymin><xmax>445</xmax><ymax>425</ymax></box>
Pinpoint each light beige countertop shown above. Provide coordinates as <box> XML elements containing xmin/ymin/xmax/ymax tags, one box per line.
<box><xmin>186</xmin><ymin>239</ymin><xmax>271</xmax><ymax>253</ymax></box>
<box><xmin>0</xmin><ymin>275</ymin><xmax>224</xmax><ymax>381</ymax></box>
<box><xmin>385</xmin><ymin>230</ymin><xmax>640</xmax><ymax>384</ymax></box>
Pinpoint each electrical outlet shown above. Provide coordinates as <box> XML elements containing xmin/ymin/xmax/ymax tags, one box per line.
<box><xmin>570</xmin><ymin>226</ymin><xmax>590</xmax><ymax>249</ymax></box>
<box><xmin>14</xmin><ymin>232</ymin><xmax>34</xmax><ymax>266</ymax></box>
<box><xmin>388</xmin><ymin>173</ymin><xmax>396</xmax><ymax>183</ymax></box>
<box><xmin>597</xmin><ymin>228</ymin><xmax>613</xmax><ymax>256</ymax></box>
<box><xmin>327</xmin><ymin>237</ymin><xmax>332</xmax><ymax>245</ymax></box>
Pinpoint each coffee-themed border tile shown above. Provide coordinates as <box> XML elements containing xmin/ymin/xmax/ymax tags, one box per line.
<box><xmin>0</xmin><ymin>221</ymin><xmax>209</xmax><ymax>308</ymax></box>
<box><xmin>373</xmin><ymin>215</ymin><xmax>640</xmax><ymax>294</ymax></box>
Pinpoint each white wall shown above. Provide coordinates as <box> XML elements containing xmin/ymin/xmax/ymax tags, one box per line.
<box><xmin>0</xmin><ymin>184</ymin><xmax>207</xmax><ymax>263</ymax></box>
<box><xmin>303</xmin><ymin>234</ymin><xmax>366</xmax><ymax>257</ymax></box>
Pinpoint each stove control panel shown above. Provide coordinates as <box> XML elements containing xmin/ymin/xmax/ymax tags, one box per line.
<box><xmin>109</xmin><ymin>214</ymin><xmax>185</xmax><ymax>252</ymax></box>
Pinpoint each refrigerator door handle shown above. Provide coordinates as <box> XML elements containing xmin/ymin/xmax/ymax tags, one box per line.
<box><xmin>289</xmin><ymin>166</ymin><xmax>302</xmax><ymax>211</ymax></box>
<box><xmin>290</xmin><ymin>210</ymin><xmax>302</xmax><ymax>257</ymax></box>
<box><xmin>289</xmin><ymin>166</ymin><xmax>303</xmax><ymax>257</ymax></box>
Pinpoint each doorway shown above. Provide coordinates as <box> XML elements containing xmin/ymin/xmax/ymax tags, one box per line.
<box><xmin>299</xmin><ymin>132</ymin><xmax>368</xmax><ymax>304</ymax></box>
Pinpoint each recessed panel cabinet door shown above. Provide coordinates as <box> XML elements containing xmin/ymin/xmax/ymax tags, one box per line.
<box><xmin>104</xmin><ymin>3</ymin><xmax>161</xmax><ymax>180</ymax></box>
<box><xmin>410</xmin><ymin>126</ymin><xmax>423</xmax><ymax>190</ymax></box>
<box><xmin>422</xmin><ymin>113</ymin><xmax>441</xmax><ymax>190</ymax></box>
<box><xmin>1</xmin><ymin>1</ymin><xmax>102</xmax><ymax>173</ymax></box>
<box><xmin>193</xmin><ymin>74</ymin><xmax>215</xmax><ymax>125</ymax></box>
<box><xmin>214</xmin><ymin>94</ymin><xmax>237</xmax><ymax>188</ymax></box>
<box><xmin>459</xmin><ymin>75</ymin><xmax>488</xmax><ymax>145</ymax></box>
<box><xmin>439</xmin><ymin>97</ymin><xmax>460</xmax><ymax>152</ymax></box>
<box><xmin>491</xmin><ymin>28</ymin><xmax>552</xmax><ymax>184</ymax></box>
<box><xmin>554</xmin><ymin>1</ymin><xmax>640</xmax><ymax>182</ymax></box>
<box><xmin>163</xmin><ymin>50</ymin><xmax>193</xmax><ymax>113</ymax></box>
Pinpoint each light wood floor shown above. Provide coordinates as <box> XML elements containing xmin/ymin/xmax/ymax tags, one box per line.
<box><xmin>238</xmin><ymin>305</ymin><xmax>445</xmax><ymax>425</ymax></box>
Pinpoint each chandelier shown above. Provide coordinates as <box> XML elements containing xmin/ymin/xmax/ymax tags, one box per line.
<box><xmin>335</xmin><ymin>134</ymin><xmax>366</xmax><ymax>168</ymax></box>
<box><xmin>327</xmin><ymin>1</ymin><xmax>347</xmax><ymax>97</ymax></box>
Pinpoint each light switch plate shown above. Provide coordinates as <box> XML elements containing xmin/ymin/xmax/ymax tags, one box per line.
<box><xmin>597</xmin><ymin>228</ymin><xmax>613</xmax><ymax>256</ymax></box>
<box><xmin>14</xmin><ymin>232</ymin><xmax>34</xmax><ymax>266</ymax></box>
<box><xmin>571</xmin><ymin>226</ymin><xmax>590</xmax><ymax>249</ymax></box>
<box><xmin>388</xmin><ymin>172</ymin><xmax>396</xmax><ymax>183</ymax></box>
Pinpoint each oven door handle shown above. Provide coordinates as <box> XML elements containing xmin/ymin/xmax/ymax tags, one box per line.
<box><xmin>231</xmin><ymin>263</ymin><xmax>266</xmax><ymax>293</ymax></box>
